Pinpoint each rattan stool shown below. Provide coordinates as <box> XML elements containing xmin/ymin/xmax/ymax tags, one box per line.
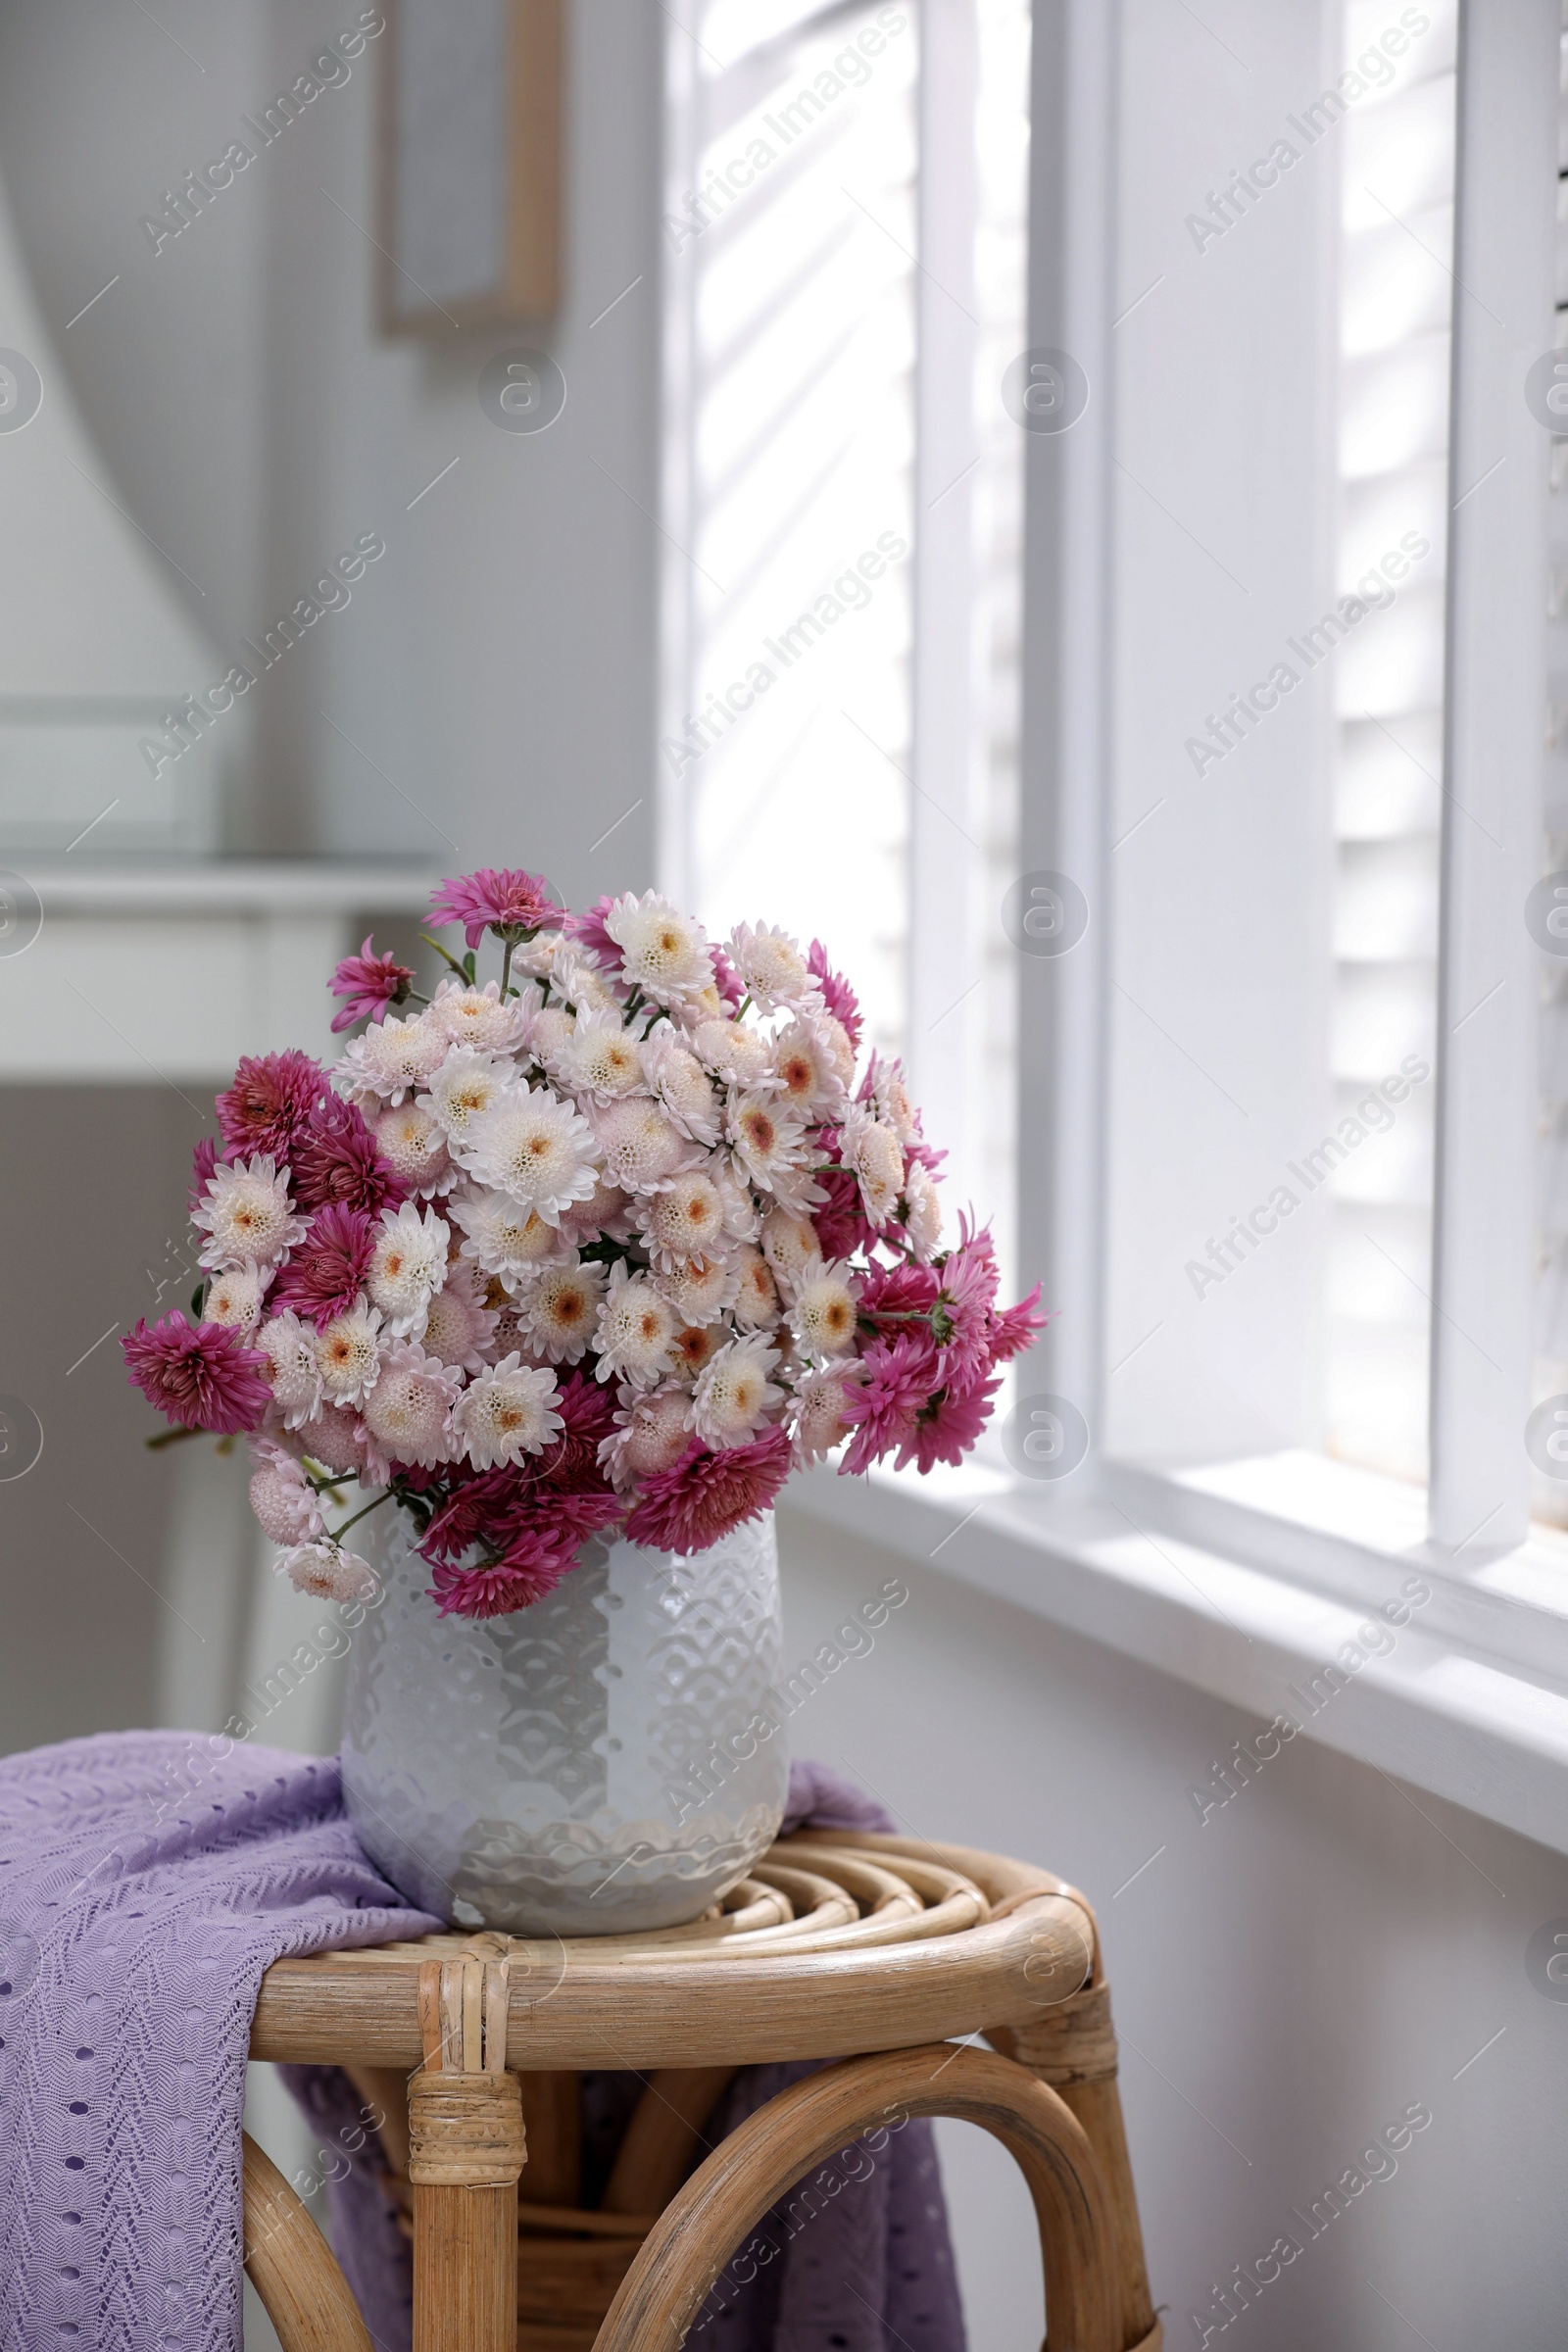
<box><xmin>243</xmin><ymin>1829</ymin><xmax>1161</xmax><ymax>2352</ymax></box>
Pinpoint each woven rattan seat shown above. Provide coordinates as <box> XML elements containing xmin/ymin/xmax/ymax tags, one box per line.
<box><xmin>242</xmin><ymin>1829</ymin><xmax>1161</xmax><ymax>2352</ymax></box>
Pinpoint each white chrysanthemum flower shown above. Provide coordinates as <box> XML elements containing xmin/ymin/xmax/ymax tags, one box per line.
<box><xmin>635</xmin><ymin>1172</ymin><xmax>737</xmax><ymax>1271</ymax></box>
<box><xmin>257</xmin><ymin>1309</ymin><xmax>324</xmax><ymax>1428</ymax></box>
<box><xmin>459</xmin><ymin>1086</ymin><xmax>601</xmax><ymax>1222</ymax></box>
<box><xmin>760</xmin><ymin>1205</ymin><xmax>820</xmax><ymax>1296</ymax></box>
<box><xmin>367</xmin><ymin>1200</ymin><xmax>450</xmax><ymax>1337</ymax></box>
<box><xmin>903</xmin><ymin>1160</ymin><xmax>943</xmax><ymax>1259</ymax></box>
<box><xmin>248</xmin><ymin>1438</ymin><xmax>324</xmax><ymax>1544</ymax></box>
<box><xmin>374</xmin><ymin>1100</ymin><xmax>456</xmax><ymax>1199</ymax></box>
<box><xmin>553</xmin><ymin>951</ymin><xmax>624</xmax><ymax>1019</ymax></box>
<box><xmin>563</xmin><ymin>1008</ymin><xmax>646</xmax><ymax>1101</ymax></box>
<box><xmin>773</xmin><ymin>1014</ymin><xmax>849</xmax><ymax>1116</ymax></box>
<box><xmin>450</xmin><ymin>1187</ymin><xmax>560</xmax><ymax>1283</ymax></box>
<box><xmin>426</xmin><ymin>1047</ymin><xmax>515</xmax><ymax>1151</ymax></box>
<box><xmin>453</xmin><ymin>1353</ymin><xmax>564</xmax><ymax>1468</ymax></box>
<box><xmin>426</xmin><ymin>978</ymin><xmax>530</xmax><ymax>1055</ymax></box>
<box><xmin>726</xmin><ymin>921</ymin><xmax>818</xmax><ymax>1013</ymax></box>
<box><xmin>639</xmin><ymin>1027</ymin><xmax>721</xmax><ymax>1144</ymax></box>
<box><xmin>521</xmin><ymin>1253</ymin><xmax>608</xmax><ymax>1364</ymax></box>
<box><xmin>192</xmin><ymin>1155</ymin><xmax>304</xmax><ymax>1272</ymax></box>
<box><xmin>817</xmin><ymin>1012</ymin><xmax>858</xmax><ymax>1090</ymax></box>
<box><xmin>726</xmin><ymin>1090</ymin><xmax>808</xmax><ymax>1197</ymax></box>
<box><xmin>656</xmin><ymin>1253</ymin><xmax>740</xmax><ymax>1328</ymax></box>
<box><xmin>838</xmin><ymin>1101</ymin><xmax>905</xmax><ymax>1228</ymax></box>
<box><xmin>276</xmin><ymin>1538</ymin><xmax>377</xmax><ymax>1603</ymax></box>
<box><xmin>361</xmin><ymin>1339</ymin><xmax>461</xmax><ymax>1473</ymax></box>
<box><xmin>731</xmin><ymin>1245</ymin><xmax>781</xmax><ymax>1331</ymax></box>
<box><xmin>594</xmin><ymin>1263</ymin><xmax>680</xmax><ymax>1387</ymax></box>
<box><xmin>787</xmin><ymin>1256</ymin><xmax>863</xmax><ymax>1359</ymax></box>
<box><xmin>513</xmin><ymin>930</ymin><xmax>566</xmax><ymax>981</ymax></box>
<box><xmin>204</xmin><ymin>1260</ymin><xmax>268</xmax><ymax>1335</ymax></box>
<box><xmin>691</xmin><ymin>1334</ymin><xmax>782</xmax><ymax>1448</ymax></box>
<box><xmin>336</xmin><ymin>1012</ymin><xmax>448</xmax><ymax>1102</ymax></box>
<box><xmin>315</xmin><ymin>1300</ymin><xmax>384</xmax><ymax>1407</ymax></box>
<box><xmin>604</xmin><ymin>890</ymin><xmax>712</xmax><ymax>1004</ymax></box>
<box><xmin>593</xmin><ymin>1097</ymin><xmax>693</xmax><ymax>1196</ymax></box>
<box><xmin>669</xmin><ymin>1321</ymin><xmax>726</xmax><ymax>1384</ymax></box>
<box><xmin>867</xmin><ymin>1054</ymin><xmax>920</xmax><ymax>1147</ymax></box>
<box><xmin>418</xmin><ymin>1260</ymin><xmax>497</xmax><ymax>1373</ymax></box>
<box><xmin>689</xmin><ymin>1019</ymin><xmax>776</xmax><ymax>1090</ymax></box>
<box><xmin>711</xmin><ymin>1160</ymin><xmax>761</xmax><ymax>1243</ymax></box>
<box><xmin>788</xmin><ymin>1365</ymin><xmax>865</xmax><ymax>1464</ymax></box>
<box><xmin>598</xmin><ymin>1380</ymin><xmax>694</xmax><ymax>1491</ymax></box>
<box><xmin>524</xmin><ymin>1002</ymin><xmax>577</xmax><ymax>1080</ymax></box>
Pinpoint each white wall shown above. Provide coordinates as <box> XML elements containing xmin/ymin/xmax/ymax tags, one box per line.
<box><xmin>778</xmin><ymin>1501</ymin><xmax>1568</xmax><ymax>2350</ymax></box>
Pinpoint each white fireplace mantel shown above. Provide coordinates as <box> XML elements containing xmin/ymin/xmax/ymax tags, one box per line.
<box><xmin>0</xmin><ymin>860</ymin><xmax>444</xmax><ymax>1084</ymax></box>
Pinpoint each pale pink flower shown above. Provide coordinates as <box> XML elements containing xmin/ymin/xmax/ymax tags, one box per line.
<box><xmin>787</xmin><ymin>1257</ymin><xmax>863</xmax><ymax>1359</ymax></box>
<box><xmin>192</xmin><ymin>1154</ymin><xmax>304</xmax><ymax>1272</ymax></box>
<box><xmin>276</xmin><ymin>1538</ymin><xmax>378</xmax><ymax>1602</ymax></box>
<box><xmin>257</xmin><ymin>1309</ymin><xmax>324</xmax><ymax>1429</ymax></box>
<box><xmin>374</xmin><ymin>1100</ymin><xmax>457</xmax><ymax>1199</ymax></box>
<box><xmin>367</xmin><ymin>1200</ymin><xmax>450</xmax><ymax>1337</ymax></box>
<box><xmin>604</xmin><ymin>890</ymin><xmax>712</xmax><ymax>1004</ymax></box>
<box><xmin>594</xmin><ymin>1264</ymin><xmax>680</xmax><ymax>1388</ymax></box>
<box><xmin>249</xmin><ymin>1438</ymin><xmax>324</xmax><ymax>1544</ymax></box>
<box><xmin>426</xmin><ymin>978</ymin><xmax>530</xmax><ymax>1055</ymax></box>
<box><xmin>837</xmin><ymin>1101</ymin><xmax>905</xmax><ymax>1228</ymax></box>
<box><xmin>788</xmin><ymin>1364</ymin><xmax>866</xmax><ymax>1464</ymax></box>
<box><xmin>690</xmin><ymin>1334</ymin><xmax>782</xmax><ymax>1448</ymax></box>
<box><xmin>453</xmin><ymin>1354</ymin><xmax>564</xmax><ymax>1468</ymax></box>
<box><xmin>598</xmin><ymin>1381</ymin><xmax>694</xmax><ymax>1491</ymax></box>
<box><xmin>418</xmin><ymin>1260</ymin><xmax>497</xmax><ymax>1373</ymax></box>
<box><xmin>726</xmin><ymin>921</ymin><xmax>819</xmax><ymax>1013</ymax></box>
<box><xmin>204</xmin><ymin>1260</ymin><xmax>268</xmax><ymax>1336</ymax></box>
<box><xmin>640</xmin><ymin>1027</ymin><xmax>721</xmax><ymax>1144</ymax></box>
<box><xmin>336</xmin><ymin>1012</ymin><xmax>448</xmax><ymax>1102</ymax></box>
<box><xmin>593</xmin><ymin>1097</ymin><xmax>694</xmax><ymax>1195</ymax></box>
<box><xmin>361</xmin><ymin>1339</ymin><xmax>462</xmax><ymax>1474</ymax></box>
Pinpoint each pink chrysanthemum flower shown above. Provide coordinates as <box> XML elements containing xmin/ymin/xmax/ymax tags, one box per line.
<box><xmin>908</xmin><ymin>1373</ymin><xmax>1002</xmax><ymax>1473</ymax></box>
<box><xmin>328</xmin><ymin>936</ymin><xmax>414</xmax><ymax>1033</ymax></box>
<box><xmin>188</xmin><ymin>1135</ymin><xmax>221</xmax><ymax>1214</ymax></box>
<box><xmin>564</xmin><ymin>893</ymin><xmax>620</xmax><ymax>970</ymax></box>
<box><xmin>122</xmin><ymin>1313</ymin><xmax>272</xmax><ymax>1435</ymax></box>
<box><xmin>808</xmin><ymin>939</ymin><xmax>862</xmax><ymax>1051</ymax></box>
<box><xmin>429</xmin><ymin>867</ymin><xmax>561</xmax><ymax>946</ymax></box>
<box><xmin>215</xmin><ymin>1051</ymin><xmax>326</xmax><ymax>1159</ymax></box>
<box><xmin>270</xmin><ymin>1203</ymin><xmax>376</xmax><ymax>1330</ymax></box>
<box><xmin>623</xmin><ymin>1427</ymin><xmax>792</xmax><ymax>1555</ymax></box>
<box><xmin>427</xmin><ymin>1545</ymin><xmax>574</xmax><ymax>1620</ymax></box>
<box><xmin>838</xmin><ymin>1331</ymin><xmax>939</xmax><ymax>1478</ymax></box>
<box><xmin>989</xmin><ymin>1284</ymin><xmax>1050</xmax><ymax>1361</ymax></box>
<box><xmin>292</xmin><ymin>1096</ymin><xmax>408</xmax><ymax>1217</ymax></box>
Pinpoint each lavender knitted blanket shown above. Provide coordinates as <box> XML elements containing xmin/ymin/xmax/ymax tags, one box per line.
<box><xmin>0</xmin><ymin>1736</ymin><xmax>964</xmax><ymax>2352</ymax></box>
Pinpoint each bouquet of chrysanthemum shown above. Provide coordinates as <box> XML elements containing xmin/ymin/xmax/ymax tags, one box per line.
<box><xmin>123</xmin><ymin>867</ymin><xmax>1045</xmax><ymax>1618</ymax></box>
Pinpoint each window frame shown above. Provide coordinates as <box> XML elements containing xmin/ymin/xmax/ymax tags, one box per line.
<box><xmin>661</xmin><ymin>0</ymin><xmax>1568</xmax><ymax>1827</ymax></box>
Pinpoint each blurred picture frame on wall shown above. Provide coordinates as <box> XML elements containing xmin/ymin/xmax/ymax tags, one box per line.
<box><xmin>378</xmin><ymin>0</ymin><xmax>561</xmax><ymax>333</ymax></box>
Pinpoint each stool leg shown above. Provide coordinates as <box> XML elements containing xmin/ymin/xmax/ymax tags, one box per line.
<box><xmin>992</xmin><ymin>1976</ymin><xmax>1158</xmax><ymax>2352</ymax></box>
<box><xmin>410</xmin><ymin>1957</ymin><xmax>524</xmax><ymax>2352</ymax></box>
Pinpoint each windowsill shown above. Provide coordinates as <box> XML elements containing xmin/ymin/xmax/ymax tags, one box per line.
<box><xmin>786</xmin><ymin>1449</ymin><xmax>1568</xmax><ymax>1859</ymax></box>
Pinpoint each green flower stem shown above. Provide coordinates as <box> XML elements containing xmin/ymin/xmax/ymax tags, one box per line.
<box><xmin>329</xmin><ymin>1487</ymin><xmax>394</xmax><ymax>1544</ymax></box>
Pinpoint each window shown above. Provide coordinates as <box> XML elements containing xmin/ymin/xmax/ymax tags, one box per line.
<box><xmin>659</xmin><ymin>0</ymin><xmax>1028</xmax><ymax>1290</ymax></box>
<box><xmin>663</xmin><ymin>0</ymin><xmax>1567</xmax><ymax>1642</ymax></box>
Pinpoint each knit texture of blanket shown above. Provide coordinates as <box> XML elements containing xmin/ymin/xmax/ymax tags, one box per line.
<box><xmin>0</xmin><ymin>1736</ymin><xmax>965</xmax><ymax>2352</ymax></box>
